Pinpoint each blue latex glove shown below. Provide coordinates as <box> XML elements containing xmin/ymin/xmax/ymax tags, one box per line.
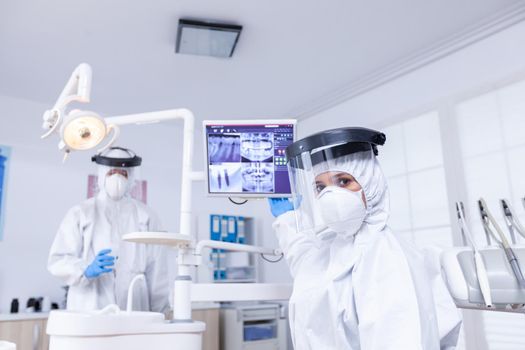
<box><xmin>268</xmin><ymin>198</ymin><xmax>295</xmax><ymax>218</ymax></box>
<box><xmin>84</xmin><ymin>249</ymin><xmax>115</xmax><ymax>279</ymax></box>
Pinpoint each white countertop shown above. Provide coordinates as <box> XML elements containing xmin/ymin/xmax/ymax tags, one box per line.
<box><xmin>0</xmin><ymin>304</ymin><xmax>220</xmax><ymax>322</ymax></box>
<box><xmin>0</xmin><ymin>313</ymin><xmax>50</xmax><ymax>322</ymax></box>
<box><xmin>191</xmin><ymin>302</ymin><xmax>221</xmax><ymax>310</ymax></box>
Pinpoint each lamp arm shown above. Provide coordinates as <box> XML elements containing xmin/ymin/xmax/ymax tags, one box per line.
<box><xmin>104</xmin><ymin>108</ymin><xmax>193</xmax><ymax>126</ymax></box>
<box><xmin>105</xmin><ymin>108</ymin><xmax>196</xmax><ymax>237</ymax></box>
<box><xmin>42</xmin><ymin>63</ymin><xmax>93</xmax><ymax>139</ymax></box>
<box><xmin>53</xmin><ymin>63</ymin><xmax>92</xmax><ymax>111</ymax></box>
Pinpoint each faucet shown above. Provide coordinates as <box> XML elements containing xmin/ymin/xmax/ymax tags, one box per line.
<box><xmin>127</xmin><ymin>274</ymin><xmax>146</xmax><ymax>313</ymax></box>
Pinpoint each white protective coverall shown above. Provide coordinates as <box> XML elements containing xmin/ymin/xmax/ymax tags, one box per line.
<box><xmin>48</xmin><ymin>151</ymin><xmax>170</xmax><ymax>313</ymax></box>
<box><xmin>273</xmin><ymin>151</ymin><xmax>461</xmax><ymax>349</ymax></box>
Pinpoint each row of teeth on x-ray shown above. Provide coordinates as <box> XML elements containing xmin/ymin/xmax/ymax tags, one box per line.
<box><xmin>208</xmin><ymin>135</ymin><xmax>241</xmax><ymax>163</ymax></box>
<box><xmin>208</xmin><ymin>133</ymin><xmax>274</xmax><ymax>163</ymax></box>
<box><xmin>209</xmin><ymin>163</ymin><xmax>274</xmax><ymax>193</ymax></box>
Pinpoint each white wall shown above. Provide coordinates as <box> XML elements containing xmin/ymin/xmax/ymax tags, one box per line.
<box><xmin>299</xmin><ymin>20</ymin><xmax>525</xmax><ymax>134</ymax></box>
<box><xmin>0</xmin><ymin>94</ymin><xmax>290</xmax><ymax>313</ymax></box>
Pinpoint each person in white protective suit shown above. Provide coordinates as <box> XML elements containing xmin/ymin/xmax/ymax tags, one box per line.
<box><xmin>269</xmin><ymin>127</ymin><xmax>461</xmax><ymax>349</ymax></box>
<box><xmin>48</xmin><ymin>147</ymin><xmax>170</xmax><ymax>314</ymax></box>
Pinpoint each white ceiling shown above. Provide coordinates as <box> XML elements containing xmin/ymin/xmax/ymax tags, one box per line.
<box><xmin>0</xmin><ymin>0</ymin><xmax>522</xmax><ymax>121</ymax></box>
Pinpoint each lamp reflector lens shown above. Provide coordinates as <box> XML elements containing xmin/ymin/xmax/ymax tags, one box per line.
<box><xmin>63</xmin><ymin>114</ymin><xmax>106</xmax><ymax>150</ymax></box>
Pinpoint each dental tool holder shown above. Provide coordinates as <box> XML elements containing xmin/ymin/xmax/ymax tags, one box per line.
<box><xmin>443</xmin><ymin>199</ymin><xmax>525</xmax><ymax>313</ymax></box>
<box><xmin>443</xmin><ymin>247</ymin><xmax>525</xmax><ymax>313</ymax></box>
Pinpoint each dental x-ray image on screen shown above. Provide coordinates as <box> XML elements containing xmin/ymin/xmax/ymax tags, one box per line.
<box><xmin>208</xmin><ymin>134</ymin><xmax>241</xmax><ymax>163</ymax></box>
<box><xmin>241</xmin><ymin>132</ymin><xmax>274</xmax><ymax>163</ymax></box>
<box><xmin>209</xmin><ymin>163</ymin><xmax>242</xmax><ymax>192</ymax></box>
<box><xmin>241</xmin><ymin>162</ymin><xmax>274</xmax><ymax>193</ymax></box>
<box><xmin>204</xmin><ymin>120</ymin><xmax>296</xmax><ymax>197</ymax></box>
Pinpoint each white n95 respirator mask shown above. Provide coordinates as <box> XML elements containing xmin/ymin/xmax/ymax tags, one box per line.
<box><xmin>105</xmin><ymin>173</ymin><xmax>128</xmax><ymax>201</ymax></box>
<box><xmin>317</xmin><ymin>186</ymin><xmax>367</xmax><ymax>236</ymax></box>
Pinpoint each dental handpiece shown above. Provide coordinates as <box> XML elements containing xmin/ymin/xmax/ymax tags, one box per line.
<box><xmin>479</xmin><ymin>198</ymin><xmax>525</xmax><ymax>288</ymax></box>
<box><xmin>501</xmin><ymin>199</ymin><xmax>525</xmax><ymax>240</ymax></box>
<box><xmin>457</xmin><ymin>202</ymin><xmax>493</xmax><ymax>307</ymax></box>
<box><xmin>501</xmin><ymin>200</ymin><xmax>518</xmax><ymax>244</ymax></box>
<box><xmin>504</xmin><ymin>247</ymin><xmax>525</xmax><ymax>288</ymax></box>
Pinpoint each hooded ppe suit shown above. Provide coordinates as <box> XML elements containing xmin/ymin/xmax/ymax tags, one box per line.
<box><xmin>273</xmin><ymin>150</ymin><xmax>461</xmax><ymax>349</ymax></box>
<box><xmin>48</xmin><ymin>147</ymin><xmax>170</xmax><ymax>313</ymax></box>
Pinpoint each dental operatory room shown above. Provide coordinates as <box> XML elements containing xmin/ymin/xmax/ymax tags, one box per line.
<box><xmin>4</xmin><ymin>1</ymin><xmax>525</xmax><ymax>350</ymax></box>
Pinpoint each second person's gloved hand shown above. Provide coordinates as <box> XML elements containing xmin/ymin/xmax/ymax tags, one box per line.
<box><xmin>84</xmin><ymin>249</ymin><xmax>115</xmax><ymax>279</ymax></box>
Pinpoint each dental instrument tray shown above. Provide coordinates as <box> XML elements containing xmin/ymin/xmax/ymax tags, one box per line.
<box><xmin>442</xmin><ymin>246</ymin><xmax>525</xmax><ymax>311</ymax></box>
<box><xmin>203</xmin><ymin>119</ymin><xmax>297</xmax><ymax>198</ymax></box>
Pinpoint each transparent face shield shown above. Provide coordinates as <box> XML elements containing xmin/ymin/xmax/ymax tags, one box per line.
<box><xmin>96</xmin><ymin>165</ymin><xmax>146</xmax><ymax>201</ymax></box>
<box><xmin>92</xmin><ymin>148</ymin><xmax>146</xmax><ymax>203</ymax></box>
<box><xmin>287</xmin><ymin>143</ymin><xmax>375</xmax><ymax>235</ymax></box>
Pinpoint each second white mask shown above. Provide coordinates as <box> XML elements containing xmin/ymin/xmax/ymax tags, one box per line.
<box><xmin>105</xmin><ymin>173</ymin><xmax>128</xmax><ymax>201</ymax></box>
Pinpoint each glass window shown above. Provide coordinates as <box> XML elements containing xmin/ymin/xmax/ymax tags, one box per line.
<box><xmin>382</xmin><ymin>111</ymin><xmax>452</xmax><ymax>249</ymax></box>
<box><xmin>404</xmin><ymin>111</ymin><xmax>444</xmax><ymax>172</ymax></box>
<box><xmin>456</xmin><ymin>92</ymin><xmax>503</xmax><ymax>158</ymax></box>
<box><xmin>409</xmin><ymin>168</ymin><xmax>450</xmax><ymax>228</ymax></box>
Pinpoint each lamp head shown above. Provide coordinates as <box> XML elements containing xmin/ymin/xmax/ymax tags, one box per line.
<box><xmin>60</xmin><ymin>110</ymin><xmax>107</xmax><ymax>151</ymax></box>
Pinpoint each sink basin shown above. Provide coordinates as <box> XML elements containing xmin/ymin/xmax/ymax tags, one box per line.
<box><xmin>0</xmin><ymin>341</ymin><xmax>16</xmax><ymax>350</ymax></box>
<box><xmin>47</xmin><ymin>307</ymin><xmax>205</xmax><ymax>350</ymax></box>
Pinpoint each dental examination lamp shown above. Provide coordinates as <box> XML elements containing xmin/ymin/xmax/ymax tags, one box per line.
<box><xmin>41</xmin><ymin>63</ymin><xmax>194</xmax><ymax>161</ymax></box>
<box><xmin>42</xmin><ymin>64</ymin><xmax>289</xmax><ymax>324</ymax></box>
<box><xmin>41</xmin><ymin>63</ymin><xmax>113</xmax><ymax>159</ymax></box>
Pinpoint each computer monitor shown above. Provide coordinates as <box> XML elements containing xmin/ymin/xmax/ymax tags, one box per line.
<box><xmin>203</xmin><ymin>119</ymin><xmax>297</xmax><ymax>197</ymax></box>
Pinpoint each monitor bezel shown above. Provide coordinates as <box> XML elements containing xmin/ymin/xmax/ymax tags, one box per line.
<box><xmin>202</xmin><ymin>119</ymin><xmax>297</xmax><ymax>198</ymax></box>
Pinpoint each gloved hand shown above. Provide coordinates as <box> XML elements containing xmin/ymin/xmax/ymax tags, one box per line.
<box><xmin>84</xmin><ymin>249</ymin><xmax>115</xmax><ymax>279</ymax></box>
<box><xmin>268</xmin><ymin>198</ymin><xmax>295</xmax><ymax>218</ymax></box>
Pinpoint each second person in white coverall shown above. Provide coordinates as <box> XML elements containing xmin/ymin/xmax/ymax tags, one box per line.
<box><xmin>269</xmin><ymin>127</ymin><xmax>461</xmax><ymax>349</ymax></box>
<box><xmin>48</xmin><ymin>147</ymin><xmax>170</xmax><ymax>314</ymax></box>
